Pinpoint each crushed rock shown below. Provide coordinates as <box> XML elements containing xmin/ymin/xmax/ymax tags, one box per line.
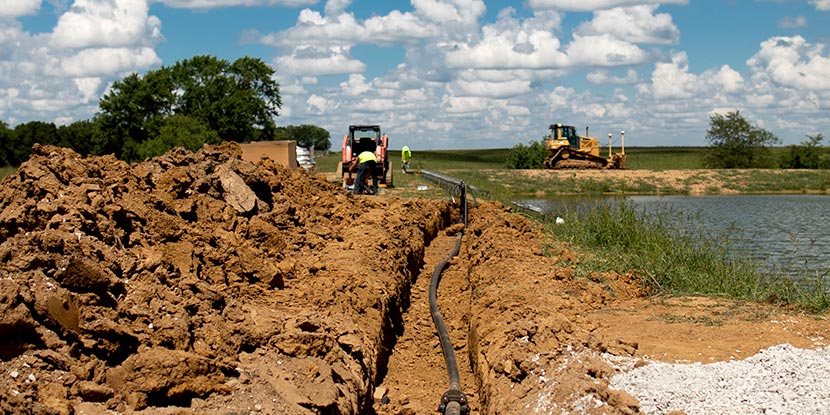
<box><xmin>610</xmin><ymin>343</ymin><xmax>830</xmax><ymax>415</ymax></box>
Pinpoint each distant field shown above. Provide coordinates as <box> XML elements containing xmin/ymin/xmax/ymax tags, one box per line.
<box><xmin>623</xmin><ymin>147</ymin><xmax>708</xmax><ymax>170</ymax></box>
<box><xmin>316</xmin><ymin>146</ymin><xmax>712</xmax><ymax>172</ymax></box>
<box><xmin>315</xmin><ymin>147</ymin><xmax>830</xmax><ymax>197</ymax></box>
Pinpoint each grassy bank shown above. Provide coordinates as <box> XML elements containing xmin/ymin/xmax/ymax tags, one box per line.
<box><xmin>541</xmin><ymin>201</ymin><xmax>830</xmax><ymax>312</ymax></box>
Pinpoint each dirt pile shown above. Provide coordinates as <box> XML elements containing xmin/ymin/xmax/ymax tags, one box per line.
<box><xmin>0</xmin><ymin>144</ymin><xmax>455</xmax><ymax>414</ymax></box>
<box><xmin>3</xmin><ymin>144</ymin><xmax>829</xmax><ymax>415</ymax></box>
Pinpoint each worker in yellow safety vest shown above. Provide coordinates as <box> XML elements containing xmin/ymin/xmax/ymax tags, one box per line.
<box><xmin>352</xmin><ymin>151</ymin><xmax>379</xmax><ymax>195</ymax></box>
<box><xmin>401</xmin><ymin>145</ymin><xmax>412</xmax><ymax>173</ymax></box>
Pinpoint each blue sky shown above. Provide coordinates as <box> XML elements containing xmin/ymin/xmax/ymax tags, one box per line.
<box><xmin>2</xmin><ymin>0</ymin><xmax>829</xmax><ymax>150</ymax></box>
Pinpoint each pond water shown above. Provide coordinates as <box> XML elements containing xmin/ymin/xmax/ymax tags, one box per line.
<box><xmin>516</xmin><ymin>194</ymin><xmax>830</xmax><ymax>282</ymax></box>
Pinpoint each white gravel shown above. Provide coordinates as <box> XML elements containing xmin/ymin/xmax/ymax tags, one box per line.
<box><xmin>609</xmin><ymin>343</ymin><xmax>830</xmax><ymax>415</ymax></box>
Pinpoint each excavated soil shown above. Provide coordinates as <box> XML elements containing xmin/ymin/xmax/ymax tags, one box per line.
<box><xmin>2</xmin><ymin>144</ymin><xmax>830</xmax><ymax>415</ymax></box>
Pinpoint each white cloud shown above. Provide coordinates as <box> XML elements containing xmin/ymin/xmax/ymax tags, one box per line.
<box><xmin>0</xmin><ymin>0</ymin><xmax>161</xmax><ymax>124</ymax></box>
<box><xmin>73</xmin><ymin>77</ymin><xmax>103</xmax><ymax>102</ymax></box>
<box><xmin>443</xmin><ymin>10</ymin><xmax>569</xmax><ymax>69</ymax></box>
<box><xmin>448</xmin><ymin>78</ymin><xmax>532</xmax><ymax>98</ymax></box>
<box><xmin>810</xmin><ymin>0</ymin><xmax>830</xmax><ymax>11</ymax></box>
<box><xmin>747</xmin><ymin>36</ymin><xmax>830</xmax><ymax>90</ymax></box>
<box><xmin>324</xmin><ymin>0</ymin><xmax>351</xmax><ymax>16</ymax></box>
<box><xmin>60</xmin><ymin>47</ymin><xmax>160</xmax><ymax>77</ymax></box>
<box><xmin>0</xmin><ymin>0</ymin><xmax>41</xmax><ymax>18</ymax></box>
<box><xmin>442</xmin><ymin>95</ymin><xmax>490</xmax><ymax>113</ymax></box>
<box><xmin>51</xmin><ymin>0</ymin><xmax>162</xmax><ymax>49</ymax></box>
<box><xmin>575</xmin><ymin>5</ymin><xmax>680</xmax><ymax>44</ymax></box>
<box><xmin>351</xmin><ymin>97</ymin><xmax>395</xmax><ymax>113</ymax></box>
<box><xmin>340</xmin><ymin>74</ymin><xmax>371</xmax><ymax>96</ymax></box>
<box><xmin>444</xmin><ymin>9</ymin><xmax>646</xmax><ymax>70</ymax></box>
<box><xmin>278</xmin><ymin>83</ymin><xmax>307</xmax><ymax>95</ymax></box>
<box><xmin>0</xmin><ymin>20</ymin><xmax>25</xmax><ymax>46</ymax></box>
<box><xmin>541</xmin><ymin>86</ymin><xmax>576</xmax><ymax>110</ymax></box>
<box><xmin>276</xmin><ymin>45</ymin><xmax>365</xmax><ymax>75</ymax></box>
<box><xmin>306</xmin><ymin>94</ymin><xmax>338</xmax><ymax>113</ymax></box>
<box><xmin>706</xmin><ymin>65</ymin><xmax>743</xmax><ymax>93</ymax></box>
<box><xmin>444</xmin><ymin>30</ymin><xmax>567</xmax><ymax>69</ymax></box>
<box><xmin>777</xmin><ymin>15</ymin><xmax>807</xmax><ymax>29</ymax></box>
<box><xmin>565</xmin><ymin>34</ymin><xmax>646</xmax><ymax>66</ymax></box>
<box><xmin>261</xmin><ymin>9</ymin><xmax>437</xmax><ymax>47</ymax></box>
<box><xmin>528</xmin><ymin>0</ymin><xmax>687</xmax><ymax>12</ymax></box>
<box><xmin>650</xmin><ymin>62</ymin><xmax>741</xmax><ymax>100</ymax></box>
<box><xmin>155</xmin><ymin>0</ymin><xmax>316</xmax><ymax>9</ymax></box>
<box><xmin>412</xmin><ymin>0</ymin><xmax>485</xmax><ymax>27</ymax></box>
<box><xmin>586</xmin><ymin>68</ymin><xmax>638</xmax><ymax>84</ymax></box>
<box><xmin>647</xmin><ymin>51</ymin><xmax>697</xmax><ymax>99</ymax></box>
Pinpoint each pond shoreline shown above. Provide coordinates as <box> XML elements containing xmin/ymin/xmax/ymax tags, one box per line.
<box><xmin>500</xmin><ymin>169</ymin><xmax>830</xmax><ymax>196</ymax></box>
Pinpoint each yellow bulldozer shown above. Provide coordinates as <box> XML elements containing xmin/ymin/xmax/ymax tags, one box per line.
<box><xmin>543</xmin><ymin>123</ymin><xmax>627</xmax><ymax>170</ymax></box>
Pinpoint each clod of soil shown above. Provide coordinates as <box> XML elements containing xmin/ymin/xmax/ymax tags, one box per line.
<box><xmin>2</xmin><ymin>144</ymin><xmax>829</xmax><ymax>415</ymax></box>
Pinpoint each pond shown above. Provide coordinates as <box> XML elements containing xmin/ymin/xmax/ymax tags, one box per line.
<box><xmin>516</xmin><ymin>194</ymin><xmax>830</xmax><ymax>283</ymax></box>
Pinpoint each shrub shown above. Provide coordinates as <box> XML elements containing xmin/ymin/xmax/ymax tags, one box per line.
<box><xmin>506</xmin><ymin>140</ymin><xmax>547</xmax><ymax>169</ymax></box>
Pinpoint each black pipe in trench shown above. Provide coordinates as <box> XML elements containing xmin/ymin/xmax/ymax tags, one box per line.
<box><xmin>429</xmin><ymin>182</ymin><xmax>469</xmax><ymax>415</ymax></box>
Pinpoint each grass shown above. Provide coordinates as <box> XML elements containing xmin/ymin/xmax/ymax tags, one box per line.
<box><xmin>623</xmin><ymin>146</ymin><xmax>708</xmax><ymax>170</ymax></box>
<box><xmin>533</xmin><ymin>200</ymin><xmax>830</xmax><ymax>312</ymax></box>
<box><xmin>0</xmin><ymin>166</ymin><xmax>15</xmax><ymax>179</ymax></box>
<box><xmin>547</xmin><ymin>201</ymin><xmax>764</xmax><ymax>297</ymax></box>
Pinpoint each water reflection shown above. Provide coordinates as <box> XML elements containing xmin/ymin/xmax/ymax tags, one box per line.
<box><xmin>516</xmin><ymin>194</ymin><xmax>830</xmax><ymax>282</ymax></box>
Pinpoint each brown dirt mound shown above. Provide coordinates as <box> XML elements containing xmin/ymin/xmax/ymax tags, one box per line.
<box><xmin>2</xmin><ymin>144</ymin><xmax>829</xmax><ymax>415</ymax></box>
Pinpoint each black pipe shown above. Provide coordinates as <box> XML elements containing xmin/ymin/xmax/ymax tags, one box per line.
<box><xmin>429</xmin><ymin>232</ymin><xmax>463</xmax><ymax>390</ymax></box>
<box><xmin>430</xmin><ymin>182</ymin><xmax>470</xmax><ymax>414</ymax></box>
<box><xmin>460</xmin><ymin>181</ymin><xmax>467</xmax><ymax>229</ymax></box>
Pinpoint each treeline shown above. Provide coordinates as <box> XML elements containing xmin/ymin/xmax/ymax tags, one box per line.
<box><xmin>507</xmin><ymin>111</ymin><xmax>829</xmax><ymax>169</ymax></box>
<box><xmin>0</xmin><ymin>55</ymin><xmax>331</xmax><ymax>167</ymax></box>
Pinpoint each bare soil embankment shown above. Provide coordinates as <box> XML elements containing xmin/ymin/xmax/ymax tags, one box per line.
<box><xmin>2</xmin><ymin>144</ymin><xmax>829</xmax><ymax>415</ymax></box>
<box><xmin>513</xmin><ymin>168</ymin><xmax>830</xmax><ymax>195</ymax></box>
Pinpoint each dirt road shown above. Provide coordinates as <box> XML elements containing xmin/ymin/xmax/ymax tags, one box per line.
<box><xmin>2</xmin><ymin>144</ymin><xmax>829</xmax><ymax>415</ymax></box>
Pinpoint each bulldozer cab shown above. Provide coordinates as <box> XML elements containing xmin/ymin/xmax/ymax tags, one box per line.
<box><xmin>550</xmin><ymin>124</ymin><xmax>580</xmax><ymax>149</ymax></box>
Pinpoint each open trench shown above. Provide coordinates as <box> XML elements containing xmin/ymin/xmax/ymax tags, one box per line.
<box><xmin>372</xmin><ymin>232</ymin><xmax>482</xmax><ymax>415</ymax></box>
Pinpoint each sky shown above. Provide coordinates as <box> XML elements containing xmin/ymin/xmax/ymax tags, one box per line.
<box><xmin>1</xmin><ymin>0</ymin><xmax>829</xmax><ymax>150</ymax></box>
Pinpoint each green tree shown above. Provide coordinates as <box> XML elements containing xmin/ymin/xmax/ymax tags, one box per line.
<box><xmin>704</xmin><ymin>111</ymin><xmax>780</xmax><ymax>168</ymax></box>
<box><xmin>506</xmin><ymin>140</ymin><xmax>547</xmax><ymax>169</ymax></box>
<box><xmin>97</xmin><ymin>55</ymin><xmax>281</xmax><ymax>161</ymax></box>
<box><xmin>96</xmin><ymin>71</ymin><xmax>175</xmax><ymax>160</ymax></box>
<box><xmin>169</xmin><ymin>55</ymin><xmax>281</xmax><ymax>142</ymax></box>
<box><xmin>57</xmin><ymin>120</ymin><xmax>99</xmax><ymax>156</ymax></box>
<box><xmin>780</xmin><ymin>133</ymin><xmax>828</xmax><ymax>169</ymax></box>
<box><xmin>9</xmin><ymin>121</ymin><xmax>59</xmax><ymax>165</ymax></box>
<box><xmin>279</xmin><ymin>124</ymin><xmax>331</xmax><ymax>152</ymax></box>
<box><xmin>135</xmin><ymin>114</ymin><xmax>220</xmax><ymax>160</ymax></box>
<box><xmin>0</xmin><ymin>121</ymin><xmax>11</xmax><ymax>166</ymax></box>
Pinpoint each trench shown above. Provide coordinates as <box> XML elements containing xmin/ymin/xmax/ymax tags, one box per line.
<box><xmin>370</xmin><ymin>230</ymin><xmax>481</xmax><ymax>414</ymax></box>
